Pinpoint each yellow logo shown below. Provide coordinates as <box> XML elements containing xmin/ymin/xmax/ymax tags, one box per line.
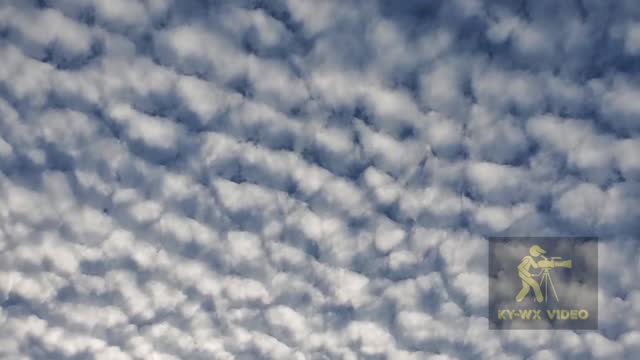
<box><xmin>489</xmin><ymin>237</ymin><xmax>598</xmax><ymax>329</ymax></box>
<box><xmin>515</xmin><ymin>245</ymin><xmax>572</xmax><ymax>303</ymax></box>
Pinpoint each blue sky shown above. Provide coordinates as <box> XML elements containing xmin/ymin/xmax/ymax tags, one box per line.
<box><xmin>0</xmin><ymin>0</ymin><xmax>639</xmax><ymax>359</ymax></box>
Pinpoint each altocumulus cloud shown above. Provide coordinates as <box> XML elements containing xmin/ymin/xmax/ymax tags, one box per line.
<box><xmin>0</xmin><ymin>0</ymin><xmax>639</xmax><ymax>359</ymax></box>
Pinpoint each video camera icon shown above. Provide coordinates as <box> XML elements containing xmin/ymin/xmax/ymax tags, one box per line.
<box><xmin>516</xmin><ymin>245</ymin><xmax>572</xmax><ymax>303</ymax></box>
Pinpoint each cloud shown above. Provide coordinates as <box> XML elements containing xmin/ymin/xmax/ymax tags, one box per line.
<box><xmin>0</xmin><ymin>0</ymin><xmax>638</xmax><ymax>359</ymax></box>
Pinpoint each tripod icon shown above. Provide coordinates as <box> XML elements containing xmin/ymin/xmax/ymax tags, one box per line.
<box><xmin>535</xmin><ymin>255</ymin><xmax>572</xmax><ymax>303</ymax></box>
<box><xmin>539</xmin><ymin>268</ymin><xmax>559</xmax><ymax>303</ymax></box>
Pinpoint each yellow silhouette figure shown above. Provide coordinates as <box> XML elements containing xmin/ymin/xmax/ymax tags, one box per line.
<box><xmin>515</xmin><ymin>245</ymin><xmax>546</xmax><ymax>303</ymax></box>
<box><xmin>515</xmin><ymin>245</ymin><xmax>573</xmax><ymax>303</ymax></box>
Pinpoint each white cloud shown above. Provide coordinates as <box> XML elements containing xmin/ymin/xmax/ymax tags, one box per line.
<box><xmin>265</xmin><ymin>305</ymin><xmax>310</xmax><ymax>343</ymax></box>
<box><xmin>109</xmin><ymin>104</ymin><xmax>183</xmax><ymax>150</ymax></box>
<box><xmin>0</xmin><ymin>6</ymin><xmax>94</xmax><ymax>57</ymax></box>
<box><xmin>0</xmin><ymin>1</ymin><xmax>638</xmax><ymax>359</ymax></box>
<box><xmin>374</xmin><ymin>216</ymin><xmax>406</xmax><ymax>252</ymax></box>
<box><xmin>625</xmin><ymin>22</ymin><xmax>640</xmax><ymax>54</ymax></box>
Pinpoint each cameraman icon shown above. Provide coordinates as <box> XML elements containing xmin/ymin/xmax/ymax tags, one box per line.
<box><xmin>515</xmin><ymin>245</ymin><xmax>546</xmax><ymax>303</ymax></box>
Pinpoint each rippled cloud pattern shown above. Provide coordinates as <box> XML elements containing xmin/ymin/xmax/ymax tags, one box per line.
<box><xmin>0</xmin><ymin>1</ymin><xmax>639</xmax><ymax>359</ymax></box>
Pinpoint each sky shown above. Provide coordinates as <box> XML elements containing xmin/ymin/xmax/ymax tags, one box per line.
<box><xmin>0</xmin><ymin>0</ymin><xmax>639</xmax><ymax>359</ymax></box>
